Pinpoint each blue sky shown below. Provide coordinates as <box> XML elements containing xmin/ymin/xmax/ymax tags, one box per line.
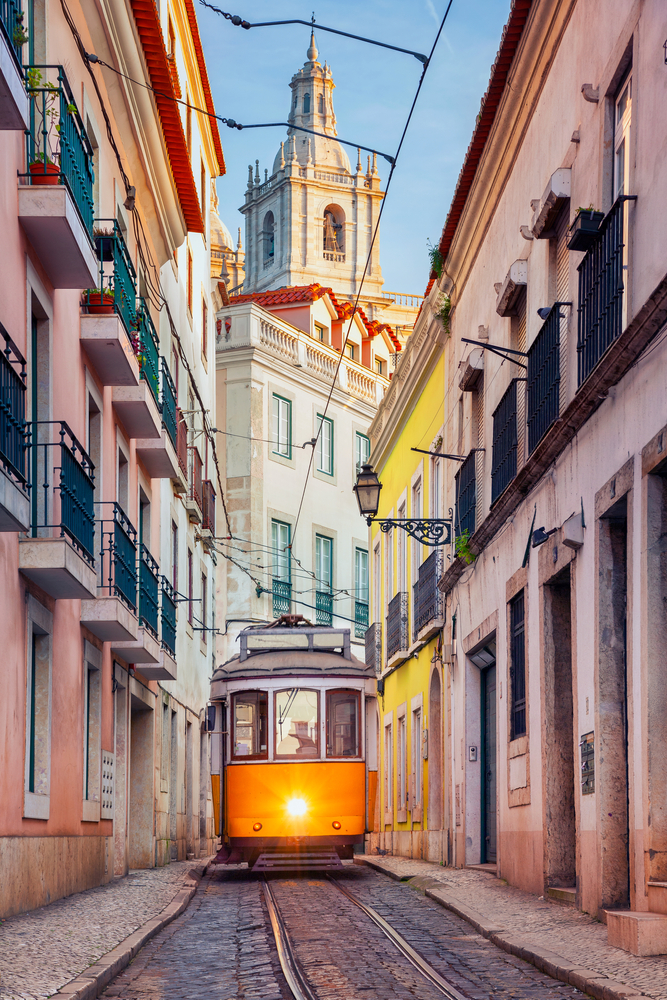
<box><xmin>199</xmin><ymin>0</ymin><xmax>512</xmax><ymax>295</ymax></box>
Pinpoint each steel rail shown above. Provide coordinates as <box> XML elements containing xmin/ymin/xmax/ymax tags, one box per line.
<box><xmin>261</xmin><ymin>880</ymin><xmax>319</xmax><ymax>1000</ymax></box>
<box><xmin>326</xmin><ymin>875</ymin><xmax>468</xmax><ymax>1000</ymax></box>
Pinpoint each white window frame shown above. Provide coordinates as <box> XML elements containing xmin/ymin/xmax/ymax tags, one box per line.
<box><xmin>24</xmin><ymin>596</ymin><xmax>53</xmax><ymax>821</ymax></box>
<box><xmin>315</xmin><ymin>534</ymin><xmax>333</xmax><ymax>592</ymax></box>
<box><xmin>396</xmin><ymin>702</ymin><xmax>408</xmax><ymax>823</ymax></box>
<box><xmin>411</xmin><ymin>692</ymin><xmax>423</xmax><ymax>821</ymax></box>
<box><xmin>316</xmin><ymin>413</ymin><xmax>334</xmax><ymax>476</ymax></box>
<box><xmin>355</xmin><ymin>431</ymin><xmax>370</xmax><ymax>476</ymax></box>
<box><xmin>272</xmin><ymin>393</ymin><xmax>292</xmax><ymax>458</ymax></box>
<box><xmin>82</xmin><ymin>640</ymin><xmax>102</xmax><ymax>822</ymax></box>
<box><xmin>384</xmin><ymin>714</ymin><xmax>393</xmax><ymax>824</ymax></box>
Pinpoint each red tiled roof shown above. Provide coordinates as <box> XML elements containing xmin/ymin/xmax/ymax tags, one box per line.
<box><xmin>183</xmin><ymin>0</ymin><xmax>226</xmax><ymax>176</ymax></box>
<box><xmin>425</xmin><ymin>0</ymin><xmax>533</xmax><ymax>293</ymax></box>
<box><xmin>131</xmin><ymin>0</ymin><xmax>204</xmax><ymax>233</ymax></box>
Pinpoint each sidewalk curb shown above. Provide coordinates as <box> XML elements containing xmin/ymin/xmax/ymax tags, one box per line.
<box><xmin>354</xmin><ymin>858</ymin><xmax>648</xmax><ymax>1000</ymax></box>
<box><xmin>51</xmin><ymin>862</ymin><xmax>210</xmax><ymax>1000</ymax></box>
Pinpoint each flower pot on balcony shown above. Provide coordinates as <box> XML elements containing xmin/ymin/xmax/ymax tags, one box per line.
<box><xmin>85</xmin><ymin>291</ymin><xmax>115</xmax><ymax>315</ymax></box>
<box><xmin>567</xmin><ymin>209</ymin><xmax>605</xmax><ymax>252</ymax></box>
<box><xmin>29</xmin><ymin>161</ymin><xmax>60</xmax><ymax>185</ymax></box>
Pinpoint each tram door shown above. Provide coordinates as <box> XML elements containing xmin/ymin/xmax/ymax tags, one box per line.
<box><xmin>481</xmin><ymin>665</ymin><xmax>497</xmax><ymax>863</ymax></box>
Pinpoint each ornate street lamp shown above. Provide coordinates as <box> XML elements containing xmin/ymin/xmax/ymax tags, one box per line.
<box><xmin>353</xmin><ymin>464</ymin><xmax>453</xmax><ymax>547</ymax></box>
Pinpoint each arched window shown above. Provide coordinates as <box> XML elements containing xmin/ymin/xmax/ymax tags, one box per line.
<box><xmin>303</xmin><ymin>92</ymin><xmax>310</xmax><ymax>114</ymax></box>
<box><xmin>262</xmin><ymin>211</ymin><xmax>274</xmax><ymax>264</ymax></box>
<box><xmin>323</xmin><ymin>206</ymin><xmax>344</xmax><ymax>256</ymax></box>
<box><xmin>318</xmin><ymin>93</ymin><xmax>324</xmax><ymax>114</ymax></box>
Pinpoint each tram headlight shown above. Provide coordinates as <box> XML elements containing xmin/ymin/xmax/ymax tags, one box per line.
<box><xmin>253</xmin><ymin>822</ymin><xmax>262</xmax><ymax>831</ymax></box>
<box><xmin>287</xmin><ymin>798</ymin><xmax>307</xmax><ymax>816</ymax></box>
<box><xmin>332</xmin><ymin>821</ymin><xmax>341</xmax><ymax>830</ymax></box>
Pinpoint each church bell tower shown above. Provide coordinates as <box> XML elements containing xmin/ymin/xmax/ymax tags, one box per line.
<box><xmin>240</xmin><ymin>31</ymin><xmax>386</xmax><ymax>315</ymax></box>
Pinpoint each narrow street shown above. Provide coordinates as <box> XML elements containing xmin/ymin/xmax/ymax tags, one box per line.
<box><xmin>102</xmin><ymin>866</ymin><xmax>585</xmax><ymax>1000</ymax></box>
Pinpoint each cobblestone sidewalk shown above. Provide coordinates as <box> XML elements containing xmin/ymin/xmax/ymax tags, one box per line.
<box><xmin>357</xmin><ymin>856</ymin><xmax>667</xmax><ymax>1000</ymax></box>
<box><xmin>0</xmin><ymin>861</ymin><xmax>204</xmax><ymax>1000</ymax></box>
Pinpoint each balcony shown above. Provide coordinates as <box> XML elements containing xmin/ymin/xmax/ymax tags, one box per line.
<box><xmin>455</xmin><ymin>451</ymin><xmax>477</xmax><ymax>539</ymax></box>
<box><xmin>18</xmin><ymin>66</ymin><xmax>96</xmax><ymax>288</ymax></box>
<box><xmin>316</xmin><ymin>590</ymin><xmax>333</xmax><ymax>626</ymax></box>
<box><xmin>354</xmin><ymin>600</ymin><xmax>368</xmax><ymax>640</ymax></box>
<box><xmin>160</xmin><ymin>576</ymin><xmax>177</xmax><ymax>656</ymax></box>
<box><xmin>527</xmin><ymin>305</ymin><xmax>564</xmax><ymax>453</ymax></box>
<box><xmin>19</xmin><ymin>421</ymin><xmax>97</xmax><ymax>598</ymax></box>
<box><xmin>0</xmin><ymin>1</ymin><xmax>29</xmax><ymax>129</ymax></box>
<box><xmin>109</xmin><ymin>546</ymin><xmax>175</xmax><ymax>678</ymax></box>
<box><xmin>272</xmin><ymin>578</ymin><xmax>291</xmax><ymax>618</ymax></box>
<box><xmin>0</xmin><ymin>325</ymin><xmax>30</xmax><ymax>531</ymax></box>
<box><xmin>386</xmin><ymin>592</ymin><xmax>408</xmax><ymax>663</ymax></box>
<box><xmin>491</xmin><ymin>380</ymin><xmax>518</xmax><ymax>505</ymax></box>
<box><xmin>135</xmin><ymin>360</ymin><xmax>180</xmax><ymax>480</ymax></box>
<box><xmin>577</xmin><ymin>196</ymin><xmax>637</xmax><ymax>385</ymax></box>
<box><xmin>414</xmin><ymin>550</ymin><xmax>444</xmax><ymax>642</ymax></box>
<box><xmin>365</xmin><ymin>621</ymin><xmax>381</xmax><ymax>675</ymax></box>
<box><xmin>201</xmin><ymin>479</ymin><xmax>216</xmax><ymax>537</ymax></box>
<box><xmin>173</xmin><ymin>408</ymin><xmax>188</xmax><ymax>494</ymax></box>
<box><xmin>80</xmin><ymin>504</ymin><xmax>139</xmax><ymax>641</ymax></box>
<box><xmin>185</xmin><ymin>446</ymin><xmax>203</xmax><ymax>523</ymax></box>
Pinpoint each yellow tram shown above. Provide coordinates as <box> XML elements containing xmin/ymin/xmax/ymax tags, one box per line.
<box><xmin>209</xmin><ymin>618</ymin><xmax>377</xmax><ymax>871</ymax></box>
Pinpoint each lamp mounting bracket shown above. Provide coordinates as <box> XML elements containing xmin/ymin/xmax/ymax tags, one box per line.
<box><xmin>367</xmin><ymin>512</ymin><xmax>454</xmax><ymax>547</ymax></box>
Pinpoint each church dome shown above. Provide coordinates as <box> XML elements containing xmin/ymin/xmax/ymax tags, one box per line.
<box><xmin>210</xmin><ymin>210</ymin><xmax>234</xmax><ymax>250</ymax></box>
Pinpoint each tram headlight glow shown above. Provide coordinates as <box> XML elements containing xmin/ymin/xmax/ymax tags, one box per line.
<box><xmin>287</xmin><ymin>798</ymin><xmax>307</xmax><ymax>816</ymax></box>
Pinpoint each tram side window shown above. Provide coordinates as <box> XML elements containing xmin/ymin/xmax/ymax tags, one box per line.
<box><xmin>233</xmin><ymin>691</ymin><xmax>268</xmax><ymax>759</ymax></box>
<box><xmin>326</xmin><ymin>690</ymin><xmax>360</xmax><ymax>758</ymax></box>
<box><xmin>275</xmin><ymin>689</ymin><xmax>319</xmax><ymax>757</ymax></box>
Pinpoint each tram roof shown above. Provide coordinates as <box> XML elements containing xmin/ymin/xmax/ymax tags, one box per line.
<box><xmin>212</xmin><ymin>626</ymin><xmax>375</xmax><ymax>680</ymax></box>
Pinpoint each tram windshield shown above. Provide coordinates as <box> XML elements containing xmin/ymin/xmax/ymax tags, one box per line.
<box><xmin>233</xmin><ymin>691</ymin><xmax>268</xmax><ymax>758</ymax></box>
<box><xmin>326</xmin><ymin>690</ymin><xmax>360</xmax><ymax>757</ymax></box>
<box><xmin>275</xmin><ymin>689</ymin><xmax>319</xmax><ymax>757</ymax></box>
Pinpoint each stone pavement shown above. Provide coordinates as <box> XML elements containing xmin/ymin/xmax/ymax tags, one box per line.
<box><xmin>356</xmin><ymin>855</ymin><xmax>667</xmax><ymax>1000</ymax></box>
<box><xmin>0</xmin><ymin>861</ymin><xmax>204</xmax><ymax>1000</ymax></box>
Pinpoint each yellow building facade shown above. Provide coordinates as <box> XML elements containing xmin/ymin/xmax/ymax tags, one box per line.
<box><xmin>366</xmin><ymin>305</ymin><xmax>451</xmax><ymax>863</ymax></box>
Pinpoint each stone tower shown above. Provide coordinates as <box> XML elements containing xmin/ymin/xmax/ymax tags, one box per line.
<box><xmin>239</xmin><ymin>31</ymin><xmax>388</xmax><ymax>318</ymax></box>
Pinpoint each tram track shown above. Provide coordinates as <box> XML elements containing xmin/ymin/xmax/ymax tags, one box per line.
<box><xmin>261</xmin><ymin>875</ymin><xmax>468</xmax><ymax>1000</ymax></box>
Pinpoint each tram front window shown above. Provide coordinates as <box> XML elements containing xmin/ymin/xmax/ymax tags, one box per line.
<box><xmin>326</xmin><ymin>690</ymin><xmax>360</xmax><ymax>757</ymax></box>
<box><xmin>233</xmin><ymin>691</ymin><xmax>268</xmax><ymax>758</ymax></box>
<box><xmin>275</xmin><ymin>689</ymin><xmax>319</xmax><ymax>757</ymax></box>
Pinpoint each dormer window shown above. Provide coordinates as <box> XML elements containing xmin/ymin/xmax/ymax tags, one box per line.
<box><xmin>303</xmin><ymin>92</ymin><xmax>311</xmax><ymax>114</ymax></box>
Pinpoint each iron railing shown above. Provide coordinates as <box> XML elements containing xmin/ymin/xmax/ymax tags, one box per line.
<box><xmin>136</xmin><ymin>300</ymin><xmax>160</xmax><ymax>406</ymax></box>
<box><xmin>527</xmin><ymin>306</ymin><xmax>564</xmax><ymax>453</ymax></box>
<box><xmin>161</xmin><ymin>575</ymin><xmax>177</xmax><ymax>655</ymax></box>
<box><xmin>414</xmin><ymin>550</ymin><xmax>444</xmax><ymax>636</ymax></box>
<box><xmin>577</xmin><ymin>196</ymin><xmax>637</xmax><ymax>385</ymax></box>
<box><xmin>354</xmin><ymin>600</ymin><xmax>369</xmax><ymax>640</ymax></box>
<box><xmin>23</xmin><ymin>66</ymin><xmax>94</xmax><ymax>234</ymax></box>
<box><xmin>0</xmin><ymin>324</ymin><xmax>27</xmax><ymax>484</ymax></box>
<box><xmin>365</xmin><ymin>621</ymin><xmax>382</xmax><ymax>675</ymax></box>
<box><xmin>491</xmin><ymin>380</ymin><xmax>518</xmax><ymax>504</ymax></box>
<box><xmin>84</xmin><ymin>220</ymin><xmax>137</xmax><ymax>336</ymax></box>
<box><xmin>1</xmin><ymin>0</ymin><xmax>26</xmax><ymax>67</ymax></box>
<box><xmin>177</xmin><ymin>408</ymin><xmax>188</xmax><ymax>479</ymax></box>
<box><xmin>138</xmin><ymin>543</ymin><xmax>159</xmax><ymax>637</ymax></box>
<box><xmin>386</xmin><ymin>592</ymin><xmax>408</xmax><ymax>660</ymax></box>
<box><xmin>188</xmin><ymin>446</ymin><xmax>203</xmax><ymax>511</ymax></box>
<box><xmin>97</xmin><ymin>503</ymin><xmax>137</xmax><ymax>610</ymax></box>
<box><xmin>412</xmin><ymin>581</ymin><xmax>420</xmax><ymax>641</ymax></box>
<box><xmin>272</xmin><ymin>578</ymin><xmax>291</xmax><ymax>617</ymax></box>
<box><xmin>30</xmin><ymin>421</ymin><xmax>95</xmax><ymax>562</ymax></box>
<box><xmin>161</xmin><ymin>359</ymin><xmax>177</xmax><ymax>448</ymax></box>
<box><xmin>316</xmin><ymin>590</ymin><xmax>333</xmax><ymax>626</ymax></box>
<box><xmin>202</xmin><ymin>479</ymin><xmax>215</xmax><ymax>533</ymax></box>
<box><xmin>455</xmin><ymin>450</ymin><xmax>476</xmax><ymax>538</ymax></box>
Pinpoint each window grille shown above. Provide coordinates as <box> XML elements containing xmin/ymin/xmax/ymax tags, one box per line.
<box><xmin>386</xmin><ymin>592</ymin><xmax>408</xmax><ymax>659</ymax></box>
<box><xmin>414</xmin><ymin>549</ymin><xmax>444</xmax><ymax>637</ymax></box>
<box><xmin>510</xmin><ymin>591</ymin><xmax>526</xmax><ymax>739</ymax></box>
<box><xmin>491</xmin><ymin>381</ymin><xmax>518</xmax><ymax>504</ymax></box>
<box><xmin>455</xmin><ymin>451</ymin><xmax>476</xmax><ymax>537</ymax></box>
<box><xmin>527</xmin><ymin>306</ymin><xmax>563</xmax><ymax>453</ymax></box>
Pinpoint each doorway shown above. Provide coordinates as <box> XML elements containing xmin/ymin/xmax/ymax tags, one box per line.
<box><xmin>481</xmin><ymin>664</ymin><xmax>497</xmax><ymax>863</ymax></box>
<box><xmin>428</xmin><ymin>669</ymin><xmax>442</xmax><ymax>831</ymax></box>
<box><xmin>129</xmin><ymin>693</ymin><xmax>154</xmax><ymax>869</ymax></box>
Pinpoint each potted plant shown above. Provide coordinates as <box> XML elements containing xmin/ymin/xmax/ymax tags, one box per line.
<box><xmin>83</xmin><ymin>288</ymin><xmax>115</xmax><ymax>314</ymax></box>
<box><xmin>26</xmin><ymin>68</ymin><xmax>77</xmax><ymax>187</ymax></box>
<box><xmin>13</xmin><ymin>12</ymin><xmax>29</xmax><ymax>49</ymax></box>
<box><xmin>567</xmin><ymin>206</ymin><xmax>605</xmax><ymax>252</ymax></box>
<box><xmin>93</xmin><ymin>227</ymin><xmax>115</xmax><ymax>262</ymax></box>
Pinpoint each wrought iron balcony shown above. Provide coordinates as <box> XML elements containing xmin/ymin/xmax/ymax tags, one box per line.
<box><xmin>527</xmin><ymin>306</ymin><xmax>564</xmax><ymax>453</ymax></box>
<box><xmin>83</xmin><ymin>220</ymin><xmax>137</xmax><ymax>336</ymax></box>
<box><xmin>161</xmin><ymin>359</ymin><xmax>177</xmax><ymax>449</ymax></box>
<box><xmin>23</xmin><ymin>66</ymin><xmax>94</xmax><ymax>234</ymax></box>
<box><xmin>365</xmin><ymin>621</ymin><xmax>382</xmax><ymax>675</ymax></box>
<box><xmin>161</xmin><ymin>575</ymin><xmax>177</xmax><ymax>656</ymax></box>
<box><xmin>577</xmin><ymin>195</ymin><xmax>637</xmax><ymax>385</ymax></box>
<box><xmin>136</xmin><ymin>300</ymin><xmax>160</xmax><ymax>407</ymax></box>
<box><xmin>491</xmin><ymin>380</ymin><xmax>518</xmax><ymax>504</ymax></box>
<box><xmin>138</xmin><ymin>543</ymin><xmax>159</xmax><ymax>638</ymax></box>
<box><xmin>29</xmin><ymin>421</ymin><xmax>95</xmax><ymax>562</ymax></box>
<box><xmin>414</xmin><ymin>550</ymin><xmax>444</xmax><ymax>638</ymax></box>
<box><xmin>354</xmin><ymin>600</ymin><xmax>369</xmax><ymax>639</ymax></box>
<box><xmin>187</xmin><ymin>445</ymin><xmax>203</xmax><ymax>520</ymax></box>
<box><xmin>177</xmin><ymin>408</ymin><xmax>188</xmax><ymax>481</ymax></box>
<box><xmin>0</xmin><ymin>324</ymin><xmax>27</xmax><ymax>486</ymax></box>
<box><xmin>202</xmin><ymin>479</ymin><xmax>216</xmax><ymax>534</ymax></box>
<box><xmin>98</xmin><ymin>503</ymin><xmax>138</xmax><ymax>611</ymax></box>
<box><xmin>386</xmin><ymin>592</ymin><xmax>408</xmax><ymax>660</ymax></box>
<box><xmin>1</xmin><ymin>0</ymin><xmax>26</xmax><ymax>68</ymax></box>
<box><xmin>455</xmin><ymin>450</ymin><xmax>476</xmax><ymax>538</ymax></box>
<box><xmin>272</xmin><ymin>578</ymin><xmax>291</xmax><ymax>617</ymax></box>
<box><xmin>316</xmin><ymin>590</ymin><xmax>333</xmax><ymax>626</ymax></box>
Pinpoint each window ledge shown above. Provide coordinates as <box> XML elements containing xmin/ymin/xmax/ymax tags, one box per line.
<box><xmin>23</xmin><ymin>792</ymin><xmax>50</xmax><ymax>820</ymax></box>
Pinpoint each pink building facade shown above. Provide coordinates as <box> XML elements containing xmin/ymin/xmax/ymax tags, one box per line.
<box><xmin>0</xmin><ymin>0</ymin><xmax>223</xmax><ymax>917</ymax></box>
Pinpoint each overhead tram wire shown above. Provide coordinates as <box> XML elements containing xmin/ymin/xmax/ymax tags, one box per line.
<box><xmin>289</xmin><ymin>0</ymin><xmax>455</xmax><ymax>549</ymax></box>
<box><xmin>198</xmin><ymin>1</ymin><xmax>430</xmax><ymax>65</ymax></box>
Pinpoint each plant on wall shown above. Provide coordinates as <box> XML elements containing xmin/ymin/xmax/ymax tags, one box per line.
<box><xmin>437</xmin><ymin>294</ymin><xmax>451</xmax><ymax>335</ymax></box>
<box><xmin>427</xmin><ymin>239</ymin><xmax>443</xmax><ymax>278</ymax></box>
<box><xmin>455</xmin><ymin>529</ymin><xmax>476</xmax><ymax>565</ymax></box>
